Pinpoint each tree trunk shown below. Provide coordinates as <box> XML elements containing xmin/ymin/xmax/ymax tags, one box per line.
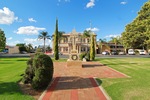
<box><xmin>44</xmin><ymin>38</ymin><xmax>46</xmax><ymax>53</ymax></box>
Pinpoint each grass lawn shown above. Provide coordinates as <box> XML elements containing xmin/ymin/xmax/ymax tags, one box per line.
<box><xmin>97</xmin><ymin>58</ymin><xmax>150</xmax><ymax>100</ymax></box>
<box><xmin>1</xmin><ymin>57</ymin><xmax>150</xmax><ymax>100</ymax></box>
<box><xmin>0</xmin><ymin>57</ymin><xmax>67</xmax><ymax>100</ymax></box>
<box><xmin>0</xmin><ymin>58</ymin><xmax>34</xmax><ymax>100</ymax></box>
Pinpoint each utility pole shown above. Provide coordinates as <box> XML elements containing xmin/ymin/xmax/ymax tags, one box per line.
<box><xmin>89</xmin><ymin>20</ymin><xmax>92</xmax><ymax>31</ymax></box>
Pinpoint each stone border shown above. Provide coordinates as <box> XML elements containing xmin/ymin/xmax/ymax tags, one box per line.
<box><xmin>93</xmin><ymin>77</ymin><xmax>112</xmax><ymax>100</ymax></box>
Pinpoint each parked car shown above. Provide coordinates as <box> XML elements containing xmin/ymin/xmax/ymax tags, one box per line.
<box><xmin>52</xmin><ymin>52</ymin><xmax>63</xmax><ymax>55</ymax></box>
<box><xmin>102</xmin><ymin>51</ymin><xmax>110</xmax><ymax>55</ymax></box>
<box><xmin>111</xmin><ymin>51</ymin><xmax>118</xmax><ymax>55</ymax></box>
<box><xmin>128</xmin><ymin>49</ymin><xmax>135</xmax><ymax>55</ymax></box>
<box><xmin>139</xmin><ymin>50</ymin><xmax>146</xmax><ymax>55</ymax></box>
<box><xmin>3</xmin><ymin>49</ymin><xmax>8</xmax><ymax>53</ymax></box>
<box><xmin>21</xmin><ymin>51</ymin><xmax>27</xmax><ymax>54</ymax></box>
<box><xmin>119</xmin><ymin>51</ymin><xmax>126</xmax><ymax>55</ymax></box>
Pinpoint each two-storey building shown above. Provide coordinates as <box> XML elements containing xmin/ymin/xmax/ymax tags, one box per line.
<box><xmin>53</xmin><ymin>29</ymin><xmax>97</xmax><ymax>55</ymax></box>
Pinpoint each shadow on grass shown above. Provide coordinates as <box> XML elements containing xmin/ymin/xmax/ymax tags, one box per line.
<box><xmin>17</xmin><ymin>59</ymin><xmax>28</xmax><ymax>61</ymax></box>
<box><xmin>0</xmin><ymin>62</ymin><xmax>14</xmax><ymax>64</ymax></box>
<box><xmin>0</xmin><ymin>81</ymin><xmax>23</xmax><ymax>95</ymax></box>
<box><xmin>82</xmin><ymin>64</ymin><xmax>104</xmax><ymax>68</ymax></box>
<box><xmin>103</xmin><ymin>62</ymin><xmax>137</xmax><ymax>66</ymax></box>
<box><xmin>96</xmin><ymin>78</ymin><xmax>103</xmax><ymax>85</ymax></box>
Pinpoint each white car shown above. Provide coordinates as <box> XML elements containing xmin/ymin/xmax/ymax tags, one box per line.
<box><xmin>139</xmin><ymin>50</ymin><xmax>146</xmax><ymax>55</ymax></box>
<box><xmin>128</xmin><ymin>49</ymin><xmax>135</xmax><ymax>55</ymax></box>
<box><xmin>102</xmin><ymin>51</ymin><xmax>110</xmax><ymax>55</ymax></box>
<box><xmin>119</xmin><ymin>51</ymin><xmax>125</xmax><ymax>55</ymax></box>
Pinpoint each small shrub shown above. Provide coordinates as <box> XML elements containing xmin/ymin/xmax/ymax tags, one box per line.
<box><xmin>36</xmin><ymin>48</ymin><xmax>43</xmax><ymax>53</ymax></box>
<box><xmin>85</xmin><ymin>52</ymin><xmax>90</xmax><ymax>61</ymax></box>
<box><xmin>22</xmin><ymin>53</ymin><xmax>54</xmax><ymax>90</ymax></box>
<box><xmin>135</xmin><ymin>50</ymin><xmax>139</xmax><ymax>55</ymax></box>
<box><xmin>79</xmin><ymin>52</ymin><xmax>87</xmax><ymax>60</ymax></box>
<box><xmin>22</xmin><ymin>58</ymin><xmax>34</xmax><ymax>84</ymax></box>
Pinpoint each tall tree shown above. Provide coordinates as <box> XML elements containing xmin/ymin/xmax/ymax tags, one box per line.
<box><xmin>54</xmin><ymin>18</ymin><xmax>59</xmax><ymax>60</ymax></box>
<box><xmin>38</xmin><ymin>31</ymin><xmax>50</xmax><ymax>53</ymax></box>
<box><xmin>16</xmin><ymin>43</ymin><xmax>27</xmax><ymax>52</ymax></box>
<box><xmin>122</xmin><ymin>1</ymin><xmax>150</xmax><ymax>50</ymax></box>
<box><xmin>109</xmin><ymin>36</ymin><xmax>120</xmax><ymax>51</ymax></box>
<box><xmin>0</xmin><ymin>29</ymin><xmax>6</xmax><ymax>51</ymax></box>
<box><xmin>90</xmin><ymin>34</ymin><xmax>95</xmax><ymax>60</ymax></box>
<box><xmin>52</xmin><ymin>31</ymin><xmax>64</xmax><ymax>49</ymax></box>
<box><xmin>26</xmin><ymin>43</ymin><xmax>33</xmax><ymax>52</ymax></box>
<box><xmin>83</xmin><ymin>30</ymin><xmax>91</xmax><ymax>52</ymax></box>
<box><xmin>98</xmin><ymin>38</ymin><xmax>108</xmax><ymax>53</ymax></box>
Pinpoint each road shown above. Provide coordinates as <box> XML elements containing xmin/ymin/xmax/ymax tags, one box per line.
<box><xmin>0</xmin><ymin>53</ymin><xmax>150</xmax><ymax>58</ymax></box>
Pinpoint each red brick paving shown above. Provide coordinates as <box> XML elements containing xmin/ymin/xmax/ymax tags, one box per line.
<box><xmin>39</xmin><ymin>61</ymin><xmax>128</xmax><ymax>100</ymax></box>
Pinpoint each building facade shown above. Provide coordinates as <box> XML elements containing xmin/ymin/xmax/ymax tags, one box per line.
<box><xmin>96</xmin><ymin>42</ymin><xmax>125</xmax><ymax>54</ymax></box>
<box><xmin>53</xmin><ymin>29</ymin><xmax>97</xmax><ymax>55</ymax></box>
<box><xmin>7</xmin><ymin>46</ymin><xmax>19</xmax><ymax>54</ymax></box>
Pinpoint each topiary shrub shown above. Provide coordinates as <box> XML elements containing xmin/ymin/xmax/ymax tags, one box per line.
<box><xmin>32</xmin><ymin>54</ymin><xmax>53</xmax><ymax>90</ymax></box>
<box><xmin>22</xmin><ymin>58</ymin><xmax>34</xmax><ymax>84</ymax></box>
<box><xmin>22</xmin><ymin>53</ymin><xmax>53</xmax><ymax>90</ymax></box>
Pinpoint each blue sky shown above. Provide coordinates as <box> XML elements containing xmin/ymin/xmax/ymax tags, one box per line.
<box><xmin>0</xmin><ymin>0</ymin><xmax>148</xmax><ymax>47</ymax></box>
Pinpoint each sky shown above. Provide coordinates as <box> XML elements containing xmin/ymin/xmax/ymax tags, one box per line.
<box><xmin>0</xmin><ymin>0</ymin><xmax>148</xmax><ymax>47</ymax></box>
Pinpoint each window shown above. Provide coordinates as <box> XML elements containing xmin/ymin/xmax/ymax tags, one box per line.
<box><xmin>64</xmin><ymin>37</ymin><xmax>68</xmax><ymax>43</ymax></box>
<box><xmin>87</xmin><ymin>39</ymin><xmax>90</xmax><ymax>43</ymax></box>
<box><xmin>81</xmin><ymin>47</ymin><xmax>86</xmax><ymax>52</ymax></box>
<box><xmin>83</xmin><ymin>38</ymin><xmax>85</xmax><ymax>43</ymax></box>
<box><xmin>63</xmin><ymin>47</ymin><xmax>68</xmax><ymax>52</ymax></box>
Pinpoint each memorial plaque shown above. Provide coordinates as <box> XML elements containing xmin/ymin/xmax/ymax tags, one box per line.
<box><xmin>67</xmin><ymin>29</ymin><xmax>82</xmax><ymax>67</ymax></box>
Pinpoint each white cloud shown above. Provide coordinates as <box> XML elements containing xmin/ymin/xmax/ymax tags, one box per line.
<box><xmin>120</xmin><ymin>2</ymin><xmax>127</xmax><ymax>5</ymax></box>
<box><xmin>16</xmin><ymin>26</ymin><xmax>46</xmax><ymax>35</ymax></box>
<box><xmin>86</xmin><ymin>27</ymin><xmax>99</xmax><ymax>32</ymax></box>
<box><xmin>28</xmin><ymin>18</ymin><xmax>37</xmax><ymax>22</ymax></box>
<box><xmin>24</xmin><ymin>38</ymin><xmax>52</xmax><ymax>47</ymax></box>
<box><xmin>8</xmin><ymin>37</ymin><xmax>12</xmax><ymax>40</ymax></box>
<box><xmin>24</xmin><ymin>38</ymin><xmax>37</xmax><ymax>43</ymax></box>
<box><xmin>0</xmin><ymin>7</ymin><xmax>18</xmax><ymax>24</ymax></box>
<box><xmin>105</xmin><ymin>34</ymin><xmax>121</xmax><ymax>38</ymax></box>
<box><xmin>6</xmin><ymin>40</ymin><xmax>20</xmax><ymax>46</ymax></box>
<box><xmin>16</xmin><ymin>17</ymin><xmax>23</xmax><ymax>22</ymax></box>
<box><xmin>86</xmin><ymin>0</ymin><xmax>95</xmax><ymax>8</ymax></box>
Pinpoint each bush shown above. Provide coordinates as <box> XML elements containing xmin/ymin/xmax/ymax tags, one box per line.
<box><xmin>22</xmin><ymin>58</ymin><xmax>34</xmax><ymax>84</ymax></box>
<box><xmin>36</xmin><ymin>48</ymin><xmax>43</xmax><ymax>53</ymax></box>
<box><xmin>22</xmin><ymin>53</ymin><xmax>54</xmax><ymax>90</ymax></box>
<box><xmin>85</xmin><ymin>52</ymin><xmax>90</xmax><ymax>61</ymax></box>
<box><xmin>135</xmin><ymin>50</ymin><xmax>139</xmax><ymax>55</ymax></box>
<box><xmin>79</xmin><ymin>52</ymin><xmax>87</xmax><ymax>60</ymax></box>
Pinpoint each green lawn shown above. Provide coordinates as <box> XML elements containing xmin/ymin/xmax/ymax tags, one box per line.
<box><xmin>0</xmin><ymin>58</ymin><xmax>34</xmax><ymax>100</ymax></box>
<box><xmin>0</xmin><ymin>57</ymin><xmax>67</xmax><ymax>100</ymax></box>
<box><xmin>97</xmin><ymin>58</ymin><xmax>150</xmax><ymax>100</ymax></box>
<box><xmin>1</xmin><ymin>57</ymin><xmax>150</xmax><ymax>100</ymax></box>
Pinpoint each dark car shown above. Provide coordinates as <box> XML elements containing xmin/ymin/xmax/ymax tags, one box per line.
<box><xmin>111</xmin><ymin>51</ymin><xmax>118</xmax><ymax>55</ymax></box>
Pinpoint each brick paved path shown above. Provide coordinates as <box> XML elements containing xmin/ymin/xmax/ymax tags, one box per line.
<box><xmin>39</xmin><ymin>62</ymin><xmax>127</xmax><ymax>100</ymax></box>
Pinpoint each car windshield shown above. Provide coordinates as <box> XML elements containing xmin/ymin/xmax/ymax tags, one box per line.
<box><xmin>140</xmin><ymin>50</ymin><xmax>144</xmax><ymax>52</ymax></box>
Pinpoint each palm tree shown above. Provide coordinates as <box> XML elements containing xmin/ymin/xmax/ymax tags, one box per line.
<box><xmin>27</xmin><ymin>43</ymin><xmax>33</xmax><ymax>52</ymax></box>
<box><xmin>98</xmin><ymin>38</ymin><xmax>109</xmax><ymax>53</ymax></box>
<box><xmin>83</xmin><ymin>30</ymin><xmax>91</xmax><ymax>52</ymax></box>
<box><xmin>38</xmin><ymin>31</ymin><xmax>51</xmax><ymax>53</ymax></box>
<box><xmin>110</xmin><ymin>37</ymin><xmax>120</xmax><ymax>51</ymax></box>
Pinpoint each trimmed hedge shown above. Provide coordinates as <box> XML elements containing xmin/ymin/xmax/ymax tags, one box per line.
<box><xmin>22</xmin><ymin>53</ymin><xmax>54</xmax><ymax>90</ymax></box>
